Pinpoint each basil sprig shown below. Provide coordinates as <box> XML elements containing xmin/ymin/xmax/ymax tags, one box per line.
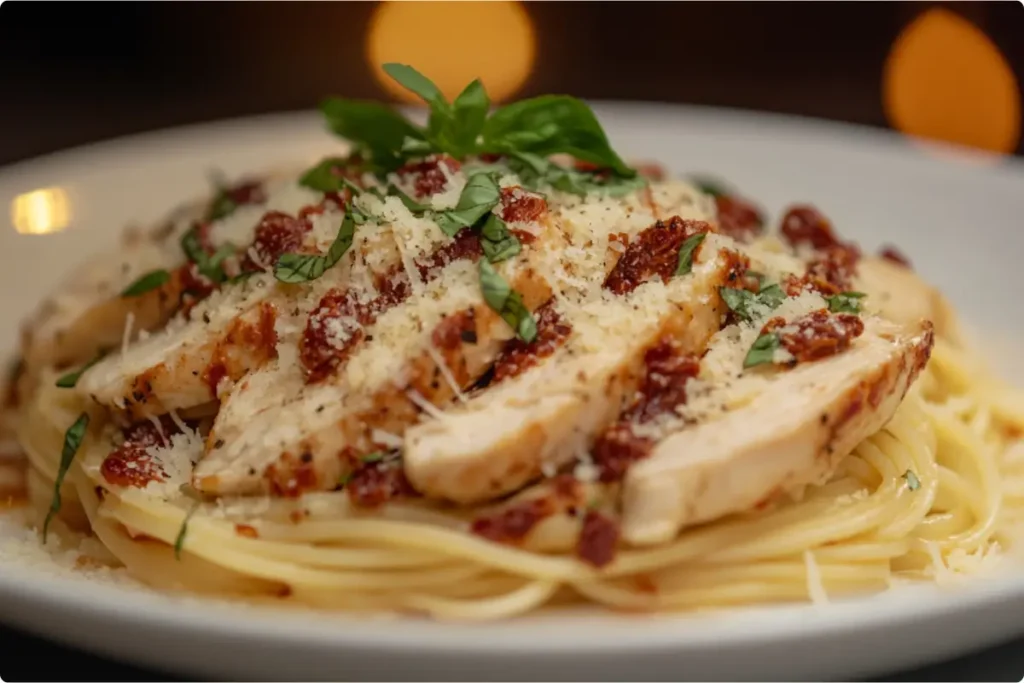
<box><xmin>826</xmin><ymin>291</ymin><xmax>866</xmax><ymax>314</ymax></box>
<box><xmin>318</xmin><ymin>63</ymin><xmax>637</xmax><ymax>186</ymax></box>
<box><xmin>720</xmin><ymin>283</ymin><xmax>786</xmax><ymax>324</ymax></box>
<box><xmin>479</xmin><ymin>260</ymin><xmax>537</xmax><ymax>343</ymax></box>
<box><xmin>506</xmin><ymin>152</ymin><xmax>645</xmax><ymax>198</ymax></box>
<box><xmin>43</xmin><ymin>412</ymin><xmax>90</xmax><ymax>541</ymax></box>
<box><xmin>121</xmin><ymin>269</ymin><xmax>171</xmax><ymax>297</ymax></box>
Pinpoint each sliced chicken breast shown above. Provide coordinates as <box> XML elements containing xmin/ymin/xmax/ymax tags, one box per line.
<box><xmin>620</xmin><ymin>314</ymin><xmax>935</xmax><ymax>546</ymax></box>
<box><xmin>193</xmin><ymin>217</ymin><xmax>562</xmax><ymax>497</ymax></box>
<box><xmin>402</xmin><ymin>229</ymin><xmax>736</xmax><ymax>505</ymax></box>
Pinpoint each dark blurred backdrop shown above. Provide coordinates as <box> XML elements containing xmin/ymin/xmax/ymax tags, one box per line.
<box><xmin>0</xmin><ymin>0</ymin><xmax>1022</xmax><ymax>166</ymax></box>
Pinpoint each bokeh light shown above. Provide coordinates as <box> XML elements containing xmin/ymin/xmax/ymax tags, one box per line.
<box><xmin>10</xmin><ymin>187</ymin><xmax>71</xmax><ymax>236</ymax></box>
<box><xmin>883</xmin><ymin>8</ymin><xmax>1021</xmax><ymax>155</ymax></box>
<box><xmin>367</xmin><ymin>1</ymin><xmax>536</xmax><ymax>105</ymax></box>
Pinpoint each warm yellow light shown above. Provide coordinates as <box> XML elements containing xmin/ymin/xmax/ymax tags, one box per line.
<box><xmin>367</xmin><ymin>1</ymin><xmax>536</xmax><ymax>105</ymax></box>
<box><xmin>883</xmin><ymin>8</ymin><xmax>1021</xmax><ymax>155</ymax></box>
<box><xmin>10</xmin><ymin>187</ymin><xmax>72</xmax><ymax>236</ymax></box>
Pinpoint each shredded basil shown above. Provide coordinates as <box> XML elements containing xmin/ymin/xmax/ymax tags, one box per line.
<box><xmin>826</xmin><ymin>291</ymin><xmax>867</xmax><ymax>314</ymax></box>
<box><xmin>434</xmin><ymin>172</ymin><xmax>502</xmax><ymax>237</ymax></box>
<box><xmin>479</xmin><ymin>214</ymin><xmax>521</xmax><ymax>263</ymax></box>
<box><xmin>720</xmin><ymin>283</ymin><xmax>786</xmax><ymax>323</ymax></box>
<box><xmin>691</xmin><ymin>176</ymin><xmax>729</xmax><ymax>198</ymax></box>
<box><xmin>121</xmin><ymin>269</ymin><xmax>171</xmax><ymax>297</ymax></box>
<box><xmin>299</xmin><ymin>157</ymin><xmax>360</xmax><ymax>193</ymax></box>
<box><xmin>174</xmin><ymin>501</ymin><xmax>202</xmax><ymax>560</ymax></box>
<box><xmin>674</xmin><ymin>233</ymin><xmax>707</xmax><ymax>277</ymax></box>
<box><xmin>42</xmin><ymin>412</ymin><xmax>90</xmax><ymax>542</ymax></box>
<box><xmin>55</xmin><ymin>353</ymin><xmax>105</xmax><ymax>389</ymax></box>
<box><xmin>903</xmin><ymin>469</ymin><xmax>921</xmax><ymax>491</ymax></box>
<box><xmin>743</xmin><ymin>332</ymin><xmax>781</xmax><ymax>369</ymax></box>
<box><xmin>360</xmin><ymin>451</ymin><xmax>386</xmax><ymax>463</ymax></box>
<box><xmin>274</xmin><ymin>212</ymin><xmax>356</xmax><ymax>284</ymax></box>
<box><xmin>479</xmin><ymin>260</ymin><xmax>537</xmax><ymax>342</ymax></box>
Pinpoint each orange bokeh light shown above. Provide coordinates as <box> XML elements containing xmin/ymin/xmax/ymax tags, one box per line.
<box><xmin>367</xmin><ymin>1</ymin><xmax>536</xmax><ymax>106</ymax></box>
<box><xmin>883</xmin><ymin>8</ymin><xmax>1021</xmax><ymax>155</ymax></box>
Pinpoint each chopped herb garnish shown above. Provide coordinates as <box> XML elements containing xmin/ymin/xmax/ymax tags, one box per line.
<box><xmin>903</xmin><ymin>470</ymin><xmax>921</xmax><ymax>491</ymax></box>
<box><xmin>390</xmin><ymin>185</ymin><xmax>431</xmax><ymax>213</ymax></box>
<box><xmin>479</xmin><ymin>259</ymin><xmax>537</xmax><ymax>342</ymax></box>
<box><xmin>338</xmin><ymin>472</ymin><xmax>352</xmax><ymax>487</ymax></box>
<box><xmin>826</xmin><ymin>291</ymin><xmax>867</xmax><ymax>314</ymax></box>
<box><xmin>207</xmin><ymin>189</ymin><xmax>238</xmax><ymax>222</ymax></box>
<box><xmin>743</xmin><ymin>332</ymin><xmax>781</xmax><ymax>369</ymax></box>
<box><xmin>719</xmin><ymin>282</ymin><xmax>786</xmax><ymax>323</ymax></box>
<box><xmin>360</xmin><ymin>451</ymin><xmax>386</xmax><ymax>463</ymax></box>
<box><xmin>434</xmin><ymin>172</ymin><xmax>502</xmax><ymax>237</ymax></box>
<box><xmin>674</xmin><ymin>233</ymin><xmax>706</xmax><ymax>277</ymax></box>
<box><xmin>479</xmin><ymin>213</ymin><xmax>521</xmax><ymax>263</ymax></box>
<box><xmin>299</xmin><ymin>157</ymin><xmax>360</xmax><ymax>193</ymax></box>
<box><xmin>174</xmin><ymin>501</ymin><xmax>202</xmax><ymax>560</ymax></box>
<box><xmin>274</xmin><ymin>211</ymin><xmax>356</xmax><ymax>283</ymax></box>
<box><xmin>121</xmin><ymin>269</ymin><xmax>171</xmax><ymax>297</ymax></box>
<box><xmin>42</xmin><ymin>412</ymin><xmax>90</xmax><ymax>542</ymax></box>
<box><xmin>55</xmin><ymin>353</ymin><xmax>104</xmax><ymax>388</ymax></box>
<box><xmin>506</xmin><ymin>151</ymin><xmax>643</xmax><ymax>198</ymax></box>
<box><xmin>179</xmin><ymin>226</ymin><xmax>236</xmax><ymax>285</ymax></box>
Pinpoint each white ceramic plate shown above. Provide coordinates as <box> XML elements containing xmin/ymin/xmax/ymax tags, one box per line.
<box><xmin>0</xmin><ymin>104</ymin><xmax>1022</xmax><ymax>681</ymax></box>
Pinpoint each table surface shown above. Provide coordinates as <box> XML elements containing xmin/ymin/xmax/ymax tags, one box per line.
<box><xmin>1</xmin><ymin>621</ymin><xmax>1022</xmax><ymax>682</ymax></box>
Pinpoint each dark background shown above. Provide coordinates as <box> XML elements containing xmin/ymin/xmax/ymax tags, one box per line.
<box><xmin>0</xmin><ymin>1</ymin><xmax>1021</xmax><ymax>167</ymax></box>
<box><xmin>1</xmin><ymin>1</ymin><xmax>1023</xmax><ymax>680</ymax></box>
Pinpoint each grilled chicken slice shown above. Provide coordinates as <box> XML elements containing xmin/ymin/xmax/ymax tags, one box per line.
<box><xmin>402</xmin><ymin>229</ymin><xmax>736</xmax><ymax>505</ymax></box>
<box><xmin>192</xmin><ymin>215</ymin><xmax>562</xmax><ymax>497</ymax></box>
<box><xmin>78</xmin><ymin>282</ymin><xmax>281</xmax><ymax>420</ymax></box>
<box><xmin>620</xmin><ymin>314</ymin><xmax>935</xmax><ymax>546</ymax></box>
<box><xmin>856</xmin><ymin>256</ymin><xmax>958</xmax><ymax>341</ymax></box>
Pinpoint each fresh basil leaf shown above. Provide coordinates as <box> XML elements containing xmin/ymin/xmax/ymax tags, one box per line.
<box><xmin>274</xmin><ymin>212</ymin><xmax>356</xmax><ymax>283</ymax></box>
<box><xmin>720</xmin><ymin>282</ymin><xmax>787</xmax><ymax>324</ymax></box>
<box><xmin>43</xmin><ymin>412</ymin><xmax>90</xmax><ymax>542</ymax></box>
<box><xmin>55</xmin><ymin>353</ymin><xmax>104</xmax><ymax>389</ymax></box>
<box><xmin>180</xmin><ymin>227</ymin><xmax>235</xmax><ymax>285</ymax></box>
<box><xmin>826</xmin><ymin>291</ymin><xmax>866</xmax><ymax>314</ymax></box>
<box><xmin>121</xmin><ymin>269</ymin><xmax>171</xmax><ymax>297</ymax></box>
<box><xmin>743</xmin><ymin>332</ymin><xmax>780</xmax><ymax>369</ymax></box>
<box><xmin>758</xmin><ymin>283</ymin><xmax>787</xmax><ymax>307</ymax></box>
<box><xmin>674</xmin><ymin>233</ymin><xmax>706</xmax><ymax>276</ymax></box>
<box><xmin>479</xmin><ymin>260</ymin><xmax>537</xmax><ymax>342</ymax></box>
<box><xmin>903</xmin><ymin>469</ymin><xmax>921</xmax><ymax>491</ymax></box>
<box><xmin>299</xmin><ymin>157</ymin><xmax>356</xmax><ymax>193</ymax></box>
<box><xmin>479</xmin><ymin>214</ymin><xmax>521</xmax><ymax>263</ymax></box>
<box><xmin>319</xmin><ymin>97</ymin><xmax>425</xmax><ymax>171</ymax></box>
<box><xmin>174</xmin><ymin>500</ymin><xmax>201</xmax><ymax>560</ymax></box>
<box><xmin>507</xmin><ymin>152</ymin><xmax>643</xmax><ymax>198</ymax></box>
<box><xmin>451</xmin><ymin>79</ymin><xmax>490</xmax><ymax>154</ymax></box>
<box><xmin>483</xmin><ymin>95</ymin><xmax>633</xmax><ymax>177</ymax></box>
<box><xmin>389</xmin><ymin>185</ymin><xmax>430</xmax><ymax>213</ymax></box>
<box><xmin>434</xmin><ymin>172</ymin><xmax>502</xmax><ymax>237</ymax></box>
<box><xmin>383</xmin><ymin>63</ymin><xmax>446</xmax><ymax>108</ymax></box>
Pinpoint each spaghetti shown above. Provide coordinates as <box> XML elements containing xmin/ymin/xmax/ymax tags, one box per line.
<box><xmin>8</xmin><ymin>66</ymin><xmax>1024</xmax><ymax>620</ymax></box>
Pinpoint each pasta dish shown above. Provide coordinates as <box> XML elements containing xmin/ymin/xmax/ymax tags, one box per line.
<box><xmin>7</xmin><ymin>64</ymin><xmax>1024</xmax><ymax>619</ymax></box>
